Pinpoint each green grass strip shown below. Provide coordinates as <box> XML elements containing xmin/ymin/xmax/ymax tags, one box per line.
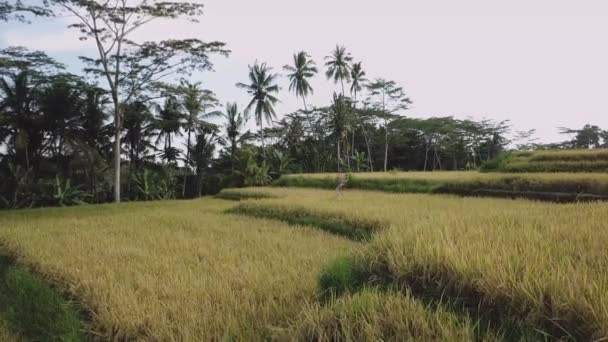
<box><xmin>228</xmin><ymin>204</ymin><xmax>385</xmax><ymax>242</ymax></box>
<box><xmin>0</xmin><ymin>255</ymin><xmax>86</xmax><ymax>341</ymax></box>
<box><xmin>215</xmin><ymin>189</ymin><xmax>279</xmax><ymax>201</ymax></box>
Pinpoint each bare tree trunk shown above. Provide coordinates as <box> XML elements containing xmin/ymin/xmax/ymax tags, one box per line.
<box><xmin>113</xmin><ymin>104</ymin><xmax>121</xmax><ymax>203</ymax></box>
<box><xmin>383</xmin><ymin>121</ymin><xmax>388</xmax><ymax>172</ymax></box>
<box><xmin>363</xmin><ymin>130</ymin><xmax>373</xmax><ymax>172</ymax></box>
<box><xmin>424</xmin><ymin>142</ymin><xmax>430</xmax><ymax>171</ymax></box>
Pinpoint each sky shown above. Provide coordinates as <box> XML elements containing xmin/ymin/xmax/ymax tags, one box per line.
<box><xmin>3</xmin><ymin>0</ymin><xmax>608</xmax><ymax>143</ymax></box>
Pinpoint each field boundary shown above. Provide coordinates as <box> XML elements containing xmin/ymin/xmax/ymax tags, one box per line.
<box><xmin>274</xmin><ymin>174</ymin><xmax>608</xmax><ymax>202</ymax></box>
<box><xmin>228</xmin><ymin>203</ymin><xmax>387</xmax><ymax>241</ymax></box>
<box><xmin>0</xmin><ymin>248</ymin><xmax>90</xmax><ymax>342</ymax></box>
<box><xmin>215</xmin><ymin>188</ymin><xmax>282</xmax><ymax>201</ymax></box>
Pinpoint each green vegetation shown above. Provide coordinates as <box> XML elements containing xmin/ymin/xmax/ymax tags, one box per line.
<box><xmin>215</xmin><ymin>188</ymin><xmax>280</xmax><ymax>201</ymax></box>
<box><xmin>275</xmin><ymin>171</ymin><xmax>608</xmax><ymax>201</ymax></box>
<box><xmin>482</xmin><ymin>149</ymin><xmax>608</xmax><ymax>173</ymax></box>
<box><xmin>229</xmin><ymin>202</ymin><xmax>386</xmax><ymax>241</ymax></box>
<box><xmin>0</xmin><ymin>256</ymin><xmax>85</xmax><ymax>341</ymax></box>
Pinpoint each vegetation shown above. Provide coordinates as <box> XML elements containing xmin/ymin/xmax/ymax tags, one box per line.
<box><xmin>275</xmin><ymin>171</ymin><xmax>608</xmax><ymax>201</ymax></box>
<box><xmin>230</xmin><ymin>187</ymin><xmax>608</xmax><ymax>340</ymax></box>
<box><xmin>4</xmin><ymin>2</ymin><xmax>608</xmax><ymax>341</ymax></box>
<box><xmin>286</xmin><ymin>289</ymin><xmax>482</xmax><ymax>341</ymax></box>
<box><xmin>0</xmin><ymin>198</ymin><xmax>355</xmax><ymax>340</ymax></box>
<box><xmin>482</xmin><ymin>149</ymin><xmax>608</xmax><ymax>173</ymax></box>
<box><xmin>0</xmin><ymin>256</ymin><xmax>85</xmax><ymax>341</ymax></box>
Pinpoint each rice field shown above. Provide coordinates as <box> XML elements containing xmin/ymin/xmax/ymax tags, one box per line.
<box><xmin>227</xmin><ymin>187</ymin><xmax>608</xmax><ymax>340</ymax></box>
<box><xmin>275</xmin><ymin>171</ymin><xmax>608</xmax><ymax>201</ymax></box>
<box><xmin>0</xmin><ymin>199</ymin><xmax>358</xmax><ymax>340</ymax></box>
<box><xmin>2</xmin><ymin>181</ymin><xmax>608</xmax><ymax>340</ymax></box>
<box><xmin>483</xmin><ymin>148</ymin><xmax>608</xmax><ymax>172</ymax></box>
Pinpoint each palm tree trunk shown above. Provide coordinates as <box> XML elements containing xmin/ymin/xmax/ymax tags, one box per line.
<box><xmin>303</xmin><ymin>96</ymin><xmax>321</xmax><ymax>172</ymax></box>
<box><xmin>231</xmin><ymin>139</ymin><xmax>236</xmax><ymax>172</ymax></box>
<box><xmin>337</xmin><ymin>137</ymin><xmax>341</xmax><ymax>172</ymax></box>
<box><xmin>260</xmin><ymin>121</ymin><xmax>266</xmax><ymax>160</ymax></box>
<box><xmin>186</xmin><ymin>129</ymin><xmax>192</xmax><ymax>167</ymax></box>
<box><xmin>182</xmin><ymin>129</ymin><xmax>192</xmax><ymax>198</ymax></box>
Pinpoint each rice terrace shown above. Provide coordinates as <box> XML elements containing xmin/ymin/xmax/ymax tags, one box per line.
<box><xmin>2</xmin><ymin>0</ymin><xmax>608</xmax><ymax>341</ymax></box>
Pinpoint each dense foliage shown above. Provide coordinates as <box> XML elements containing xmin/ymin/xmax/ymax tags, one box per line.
<box><xmin>2</xmin><ymin>3</ymin><xmax>607</xmax><ymax>209</ymax></box>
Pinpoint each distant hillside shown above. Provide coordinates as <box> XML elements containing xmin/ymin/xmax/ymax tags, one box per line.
<box><xmin>482</xmin><ymin>149</ymin><xmax>608</xmax><ymax>173</ymax></box>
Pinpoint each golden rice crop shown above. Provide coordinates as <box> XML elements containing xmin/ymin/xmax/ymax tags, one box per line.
<box><xmin>285</xmin><ymin>289</ymin><xmax>482</xmax><ymax>341</ymax></box>
<box><xmin>235</xmin><ymin>187</ymin><xmax>608</xmax><ymax>339</ymax></box>
<box><xmin>0</xmin><ymin>198</ymin><xmax>357</xmax><ymax>340</ymax></box>
<box><xmin>487</xmin><ymin>149</ymin><xmax>608</xmax><ymax>172</ymax></box>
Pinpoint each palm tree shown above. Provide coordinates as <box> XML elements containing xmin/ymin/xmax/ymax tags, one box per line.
<box><xmin>236</xmin><ymin>62</ymin><xmax>279</xmax><ymax>159</ymax></box>
<box><xmin>283</xmin><ymin>51</ymin><xmax>317</xmax><ymax>112</ymax></box>
<box><xmin>221</xmin><ymin>102</ymin><xmax>249</xmax><ymax>172</ymax></box>
<box><xmin>154</xmin><ymin>96</ymin><xmax>183</xmax><ymax>164</ymax></box>
<box><xmin>192</xmin><ymin>128</ymin><xmax>219</xmax><ymax>196</ymax></box>
<box><xmin>350</xmin><ymin>62</ymin><xmax>367</xmax><ymax>106</ymax></box>
<box><xmin>0</xmin><ymin>71</ymin><xmax>43</xmax><ymax>171</ymax></box>
<box><xmin>177</xmin><ymin>80</ymin><xmax>220</xmax><ymax>169</ymax></box>
<box><xmin>330</xmin><ymin>93</ymin><xmax>350</xmax><ymax>172</ymax></box>
<box><xmin>324</xmin><ymin>45</ymin><xmax>353</xmax><ymax>95</ymax></box>
<box><xmin>349</xmin><ymin>62</ymin><xmax>372</xmax><ymax>169</ymax></box>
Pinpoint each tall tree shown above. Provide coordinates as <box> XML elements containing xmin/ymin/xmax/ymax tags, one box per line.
<box><xmin>0</xmin><ymin>71</ymin><xmax>44</xmax><ymax>171</ymax></box>
<box><xmin>51</xmin><ymin>0</ymin><xmax>228</xmax><ymax>202</ymax></box>
<box><xmin>221</xmin><ymin>102</ymin><xmax>248</xmax><ymax>172</ymax></box>
<box><xmin>366</xmin><ymin>78</ymin><xmax>411</xmax><ymax>172</ymax></box>
<box><xmin>192</xmin><ymin>127</ymin><xmax>218</xmax><ymax>196</ymax></box>
<box><xmin>329</xmin><ymin>93</ymin><xmax>350</xmax><ymax>172</ymax></box>
<box><xmin>122</xmin><ymin>100</ymin><xmax>155</xmax><ymax>197</ymax></box>
<box><xmin>324</xmin><ymin>45</ymin><xmax>353</xmax><ymax>95</ymax></box>
<box><xmin>283</xmin><ymin>51</ymin><xmax>317</xmax><ymax>112</ymax></box>
<box><xmin>0</xmin><ymin>0</ymin><xmax>52</xmax><ymax>22</ymax></box>
<box><xmin>236</xmin><ymin>62</ymin><xmax>279</xmax><ymax>159</ymax></box>
<box><xmin>176</xmin><ymin>80</ymin><xmax>220</xmax><ymax>169</ymax></box>
<box><xmin>349</xmin><ymin>61</ymin><xmax>369</xmax><ymax>165</ymax></box>
<box><xmin>154</xmin><ymin>96</ymin><xmax>183</xmax><ymax>165</ymax></box>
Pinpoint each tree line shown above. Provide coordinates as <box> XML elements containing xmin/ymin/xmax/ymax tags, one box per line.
<box><xmin>0</xmin><ymin>0</ymin><xmax>604</xmax><ymax>209</ymax></box>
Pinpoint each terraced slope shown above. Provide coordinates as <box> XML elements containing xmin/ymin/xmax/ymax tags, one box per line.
<box><xmin>0</xmin><ymin>199</ymin><xmax>356</xmax><ymax>340</ymax></box>
<box><xmin>275</xmin><ymin>171</ymin><xmax>608</xmax><ymax>201</ymax></box>
<box><xmin>483</xmin><ymin>149</ymin><xmax>608</xmax><ymax>173</ymax></box>
<box><xmin>225</xmin><ymin>187</ymin><xmax>608</xmax><ymax>340</ymax></box>
<box><xmin>0</xmin><ymin>197</ymin><xmax>482</xmax><ymax>341</ymax></box>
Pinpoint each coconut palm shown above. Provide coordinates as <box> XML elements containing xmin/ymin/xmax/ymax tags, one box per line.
<box><xmin>329</xmin><ymin>93</ymin><xmax>350</xmax><ymax>171</ymax></box>
<box><xmin>221</xmin><ymin>102</ymin><xmax>249</xmax><ymax>172</ymax></box>
<box><xmin>283</xmin><ymin>51</ymin><xmax>317</xmax><ymax>112</ymax></box>
<box><xmin>350</xmin><ymin>62</ymin><xmax>369</xmax><ymax>158</ymax></box>
<box><xmin>324</xmin><ymin>45</ymin><xmax>353</xmax><ymax>95</ymax></box>
<box><xmin>177</xmin><ymin>80</ymin><xmax>220</xmax><ymax>168</ymax></box>
<box><xmin>350</xmin><ymin>62</ymin><xmax>367</xmax><ymax>106</ymax></box>
<box><xmin>236</xmin><ymin>62</ymin><xmax>279</xmax><ymax>159</ymax></box>
<box><xmin>0</xmin><ymin>70</ymin><xmax>43</xmax><ymax>171</ymax></box>
<box><xmin>154</xmin><ymin>96</ymin><xmax>183</xmax><ymax>164</ymax></box>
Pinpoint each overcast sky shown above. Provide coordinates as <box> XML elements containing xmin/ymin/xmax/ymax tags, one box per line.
<box><xmin>3</xmin><ymin>0</ymin><xmax>608</xmax><ymax>142</ymax></box>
